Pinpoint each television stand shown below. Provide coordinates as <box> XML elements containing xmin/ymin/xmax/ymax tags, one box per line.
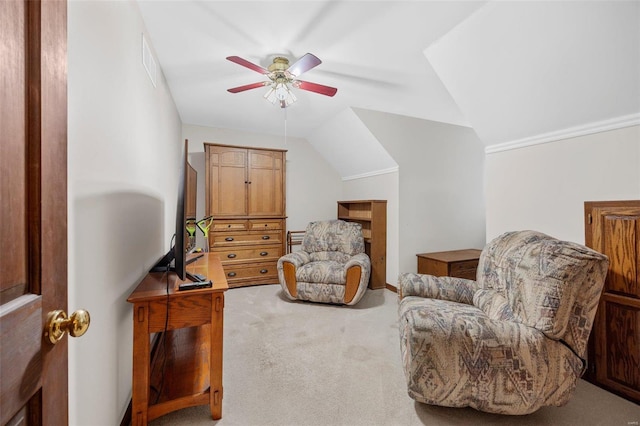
<box><xmin>127</xmin><ymin>253</ymin><xmax>229</xmax><ymax>423</ymax></box>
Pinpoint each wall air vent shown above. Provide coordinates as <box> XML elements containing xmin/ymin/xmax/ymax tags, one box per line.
<box><xmin>142</xmin><ymin>34</ymin><xmax>157</xmax><ymax>87</ymax></box>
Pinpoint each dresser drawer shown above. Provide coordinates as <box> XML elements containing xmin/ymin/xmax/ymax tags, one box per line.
<box><xmin>212</xmin><ymin>219</ymin><xmax>248</xmax><ymax>232</ymax></box>
<box><xmin>223</xmin><ymin>262</ymin><xmax>278</xmax><ymax>282</ymax></box>
<box><xmin>212</xmin><ymin>244</ymin><xmax>282</xmax><ymax>263</ymax></box>
<box><xmin>449</xmin><ymin>260</ymin><xmax>479</xmax><ymax>280</ymax></box>
<box><xmin>249</xmin><ymin>219</ymin><xmax>283</xmax><ymax>230</ymax></box>
<box><xmin>211</xmin><ymin>230</ymin><xmax>282</xmax><ymax>247</ymax></box>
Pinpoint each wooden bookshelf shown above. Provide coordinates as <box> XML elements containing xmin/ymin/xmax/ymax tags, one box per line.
<box><xmin>337</xmin><ymin>200</ymin><xmax>387</xmax><ymax>289</ymax></box>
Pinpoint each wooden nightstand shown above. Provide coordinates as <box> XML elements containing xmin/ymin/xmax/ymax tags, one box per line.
<box><xmin>416</xmin><ymin>249</ymin><xmax>482</xmax><ymax>280</ymax></box>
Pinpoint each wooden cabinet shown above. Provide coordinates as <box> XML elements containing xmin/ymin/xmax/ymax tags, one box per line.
<box><xmin>337</xmin><ymin>200</ymin><xmax>387</xmax><ymax>289</ymax></box>
<box><xmin>416</xmin><ymin>249</ymin><xmax>482</xmax><ymax>280</ymax></box>
<box><xmin>204</xmin><ymin>143</ymin><xmax>286</xmax><ymax>288</ymax></box>
<box><xmin>584</xmin><ymin>200</ymin><xmax>640</xmax><ymax>404</ymax></box>
<box><xmin>205</xmin><ymin>144</ymin><xmax>285</xmax><ymax>217</ymax></box>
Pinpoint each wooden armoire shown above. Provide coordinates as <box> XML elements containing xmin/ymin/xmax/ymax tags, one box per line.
<box><xmin>204</xmin><ymin>143</ymin><xmax>286</xmax><ymax>288</ymax></box>
<box><xmin>584</xmin><ymin>200</ymin><xmax>640</xmax><ymax>404</ymax></box>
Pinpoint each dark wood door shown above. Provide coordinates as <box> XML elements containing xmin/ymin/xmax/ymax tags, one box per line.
<box><xmin>585</xmin><ymin>200</ymin><xmax>640</xmax><ymax>404</ymax></box>
<box><xmin>0</xmin><ymin>0</ymin><xmax>69</xmax><ymax>424</ymax></box>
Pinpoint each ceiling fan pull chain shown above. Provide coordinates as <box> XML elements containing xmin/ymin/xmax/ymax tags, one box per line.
<box><xmin>284</xmin><ymin>107</ymin><xmax>288</xmax><ymax>147</ymax></box>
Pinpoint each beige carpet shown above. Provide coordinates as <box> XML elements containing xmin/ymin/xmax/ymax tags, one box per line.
<box><xmin>150</xmin><ymin>284</ymin><xmax>640</xmax><ymax>426</ymax></box>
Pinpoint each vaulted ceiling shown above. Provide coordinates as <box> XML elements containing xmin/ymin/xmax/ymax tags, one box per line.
<box><xmin>137</xmin><ymin>0</ymin><xmax>640</xmax><ymax>150</ymax></box>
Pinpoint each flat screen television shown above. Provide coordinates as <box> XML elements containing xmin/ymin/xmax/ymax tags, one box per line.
<box><xmin>150</xmin><ymin>139</ymin><xmax>203</xmax><ymax>281</ymax></box>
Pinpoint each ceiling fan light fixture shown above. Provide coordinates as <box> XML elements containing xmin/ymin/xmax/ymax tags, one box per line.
<box><xmin>264</xmin><ymin>82</ymin><xmax>296</xmax><ymax>108</ymax></box>
<box><xmin>227</xmin><ymin>53</ymin><xmax>337</xmax><ymax>105</ymax></box>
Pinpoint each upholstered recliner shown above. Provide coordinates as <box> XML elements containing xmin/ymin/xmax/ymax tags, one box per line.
<box><xmin>398</xmin><ymin>230</ymin><xmax>609</xmax><ymax>415</ymax></box>
<box><xmin>277</xmin><ymin>220</ymin><xmax>371</xmax><ymax>305</ymax></box>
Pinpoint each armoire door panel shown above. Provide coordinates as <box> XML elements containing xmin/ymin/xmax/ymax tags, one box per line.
<box><xmin>217</xmin><ymin>167</ymin><xmax>247</xmax><ymax>215</ymax></box>
<box><xmin>247</xmin><ymin>149</ymin><xmax>284</xmax><ymax>216</ymax></box>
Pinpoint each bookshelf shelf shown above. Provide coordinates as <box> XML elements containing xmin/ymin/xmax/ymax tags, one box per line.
<box><xmin>337</xmin><ymin>200</ymin><xmax>387</xmax><ymax>289</ymax></box>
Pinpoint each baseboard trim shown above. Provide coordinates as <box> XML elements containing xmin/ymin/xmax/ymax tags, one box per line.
<box><xmin>385</xmin><ymin>283</ymin><xmax>397</xmax><ymax>293</ymax></box>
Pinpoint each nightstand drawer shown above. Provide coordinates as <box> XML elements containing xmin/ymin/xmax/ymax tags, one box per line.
<box><xmin>450</xmin><ymin>260</ymin><xmax>479</xmax><ymax>280</ymax></box>
<box><xmin>417</xmin><ymin>249</ymin><xmax>482</xmax><ymax>280</ymax></box>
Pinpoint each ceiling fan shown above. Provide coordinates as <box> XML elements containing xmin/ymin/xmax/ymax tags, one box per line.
<box><xmin>226</xmin><ymin>53</ymin><xmax>338</xmax><ymax>108</ymax></box>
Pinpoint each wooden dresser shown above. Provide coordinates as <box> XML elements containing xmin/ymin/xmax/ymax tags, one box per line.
<box><xmin>416</xmin><ymin>249</ymin><xmax>482</xmax><ymax>280</ymax></box>
<box><xmin>204</xmin><ymin>143</ymin><xmax>286</xmax><ymax>288</ymax></box>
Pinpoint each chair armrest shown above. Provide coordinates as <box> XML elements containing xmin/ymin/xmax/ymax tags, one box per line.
<box><xmin>277</xmin><ymin>251</ymin><xmax>311</xmax><ymax>268</ymax></box>
<box><xmin>343</xmin><ymin>253</ymin><xmax>371</xmax><ymax>305</ymax></box>
<box><xmin>397</xmin><ymin>272</ymin><xmax>477</xmax><ymax>305</ymax></box>
<box><xmin>345</xmin><ymin>253</ymin><xmax>371</xmax><ymax>271</ymax></box>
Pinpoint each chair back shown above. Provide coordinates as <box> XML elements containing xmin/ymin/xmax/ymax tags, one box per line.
<box><xmin>301</xmin><ymin>220</ymin><xmax>365</xmax><ymax>263</ymax></box>
<box><xmin>477</xmin><ymin>230</ymin><xmax>609</xmax><ymax>358</ymax></box>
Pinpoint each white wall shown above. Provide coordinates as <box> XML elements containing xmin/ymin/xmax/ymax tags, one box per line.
<box><xmin>342</xmin><ymin>172</ymin><xmax>400</xmax><ymax>285</ymax></box>
<box><xmin>485</xmin><ymin>125</ymin><xmax>640</xmax><ymax>244</ymax></box>
<box><xmin>68</xmin><ymin>1</ymin><xmax>182</xmax><ymax>424</ymax></box>
<box><xmin>181</xmin><ymin>124</ymin><xmax>343</xmax><ymax>247</ymax></box>
<box><xmin>354</xmin><ymin>109</ymin><xmax>486</xmax><ymax>276</ymax></box>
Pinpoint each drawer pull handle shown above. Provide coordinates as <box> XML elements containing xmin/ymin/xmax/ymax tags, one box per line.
<box><xmin>225</xmin><ymin>237</ymin><xmax>234</xmax><ymax>241</ymax></box>
<box><xmin>260</xmin><ymin>269</ymin><xmax>268</xmax><ymax>274</ymax></box>
<box><xmin>227</xmin><ymin>272</ymin><xmax>236</xmax><ymax>277</ymax></box>
<box><xmin>262</xmin><ymin>235</ymin><xmax>270</xmax><ymax>240</ymax></box>
<box><xmin>260</xmin><ymin>251</ymin><xmax>268</xmax><ymax>256</ymax></box>
<box><xmin>227</xmin><ymin>254</ymin><xmax>236</xmax><ymax>259</ymax></box>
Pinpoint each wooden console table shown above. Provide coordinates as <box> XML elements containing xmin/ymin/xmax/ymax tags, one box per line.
<box><xmin>127</xmin><ymin>254</ymin><xmax>228</xmax><ymax>424</ymax></box>
<box><xmin>417</xmin><ymin>249</ymin><xmax>482</xmax><ymax>280</ymax></box>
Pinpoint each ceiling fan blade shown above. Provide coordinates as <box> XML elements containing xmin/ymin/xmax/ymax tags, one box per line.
<box><xmin>287</xmin><ymin>53</ymin><xmax>322</xmax><ymax>77</ymax></box>
<box><xmin>226</xmin><ymin>56</ymin><xmax>269</xmax><ymax>74</ymax></box>
<box><xmin>227</xmin><ymin>82</ymin><xmax>268</xmax><ymax>93</ymax></box>
<box><xmin>294</xmin><ymin>80</ymin><xmax>338</xmax><ymax>97</ymax></box>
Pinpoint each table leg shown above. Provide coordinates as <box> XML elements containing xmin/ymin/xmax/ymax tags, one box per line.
<box><xmin>210</xmin><ymin>293</ymin><xmax>224</xmax><ymax>419</ymax></box>
<box><xmin>132</xmin><ymin>303</ymin><xmax>150</xmax><ymax>425</ymax></box>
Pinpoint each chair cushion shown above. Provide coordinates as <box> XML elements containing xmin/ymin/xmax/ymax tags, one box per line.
<box><xmin>296</xmin><ymin>261</ymin><xmax>346</xmax><ymax>285</ymax></box>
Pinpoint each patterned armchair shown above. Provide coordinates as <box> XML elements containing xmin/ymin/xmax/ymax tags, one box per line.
<box><xmin>398</xmin><ymin>230</ymin><xmax>609</xmax><ymax>415</ymax></box>
<box><xmin>277</xmin><ymin>220</ymin><xmax>371</xmax><ymax>305</ymax></box>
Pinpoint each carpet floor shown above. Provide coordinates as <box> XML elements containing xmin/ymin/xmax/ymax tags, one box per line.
<box><xmin>149</xmin><ymin>284</ymin><xmax>640</xmax><ymax>426</ymax></box>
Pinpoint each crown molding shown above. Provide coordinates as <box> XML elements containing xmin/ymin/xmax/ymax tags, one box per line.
<box><xmin>342</xmin><ymin>166</ymin><xmax>399</xmax><ymax>182</ymax></box>
<box><xmin>485</xmin><ymin>113</ymin><xmax>640</xmax><ymax>154</ymax></box>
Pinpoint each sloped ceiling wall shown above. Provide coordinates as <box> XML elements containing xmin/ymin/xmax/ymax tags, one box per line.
<box><xmin>424</xmin><ymin>1</ymin><xmax>640</xmax><ymax>148</ymax></box>
<box><xmin>307</xmin><ymin>108</ymin><xmax>398</xmax><ymax>180</ymax></box>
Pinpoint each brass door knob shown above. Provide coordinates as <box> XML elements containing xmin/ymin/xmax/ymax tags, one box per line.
<box><xmin>45</xmin><ymin>309</ymin><xmax>90</xmax><ymax>345</ymax></box>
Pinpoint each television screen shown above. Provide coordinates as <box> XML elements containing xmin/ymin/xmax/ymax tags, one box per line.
<box><xmin>150</xmin><ymin>139</ymin><xmax>202</xmax><ymax>281</ymax></box>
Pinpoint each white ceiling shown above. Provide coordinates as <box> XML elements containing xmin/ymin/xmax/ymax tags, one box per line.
<box><xmin>425</xmin><ymin>0</ymin><xmax>640</xmax><ymax>147</ymax></box>
<box><xmin>137</xmin><ymin>0</ymin><xmax>640</xmax><ymax>149</ymax></box>
<box><xmin>136</xmin><ymin>0</ymin><xmax>485</xmax><ymax>138</ymax></box>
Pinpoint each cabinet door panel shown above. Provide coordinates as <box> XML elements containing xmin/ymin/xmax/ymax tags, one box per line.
<box><xmin>248</xmin><ymin>150</ymin><xmax>284</xmax><ymax>216</ymax></box>
<box><xmin>207</xmin><ymin>147</ymin><xmax>247</xmax><ymax>216</ymax></box>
